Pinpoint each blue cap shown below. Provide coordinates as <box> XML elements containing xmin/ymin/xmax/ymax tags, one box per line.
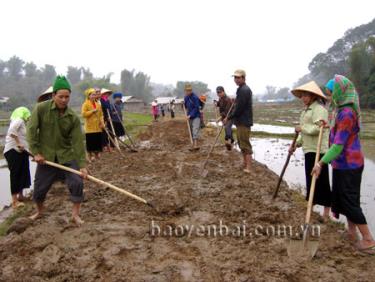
<box><xmin>113</xmin><ymin>92</ymin><xmax>123</xmax><ymax>99</ymax></box>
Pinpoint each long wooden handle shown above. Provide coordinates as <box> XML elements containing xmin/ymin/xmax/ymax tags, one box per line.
<box><xmin>202</xmin><ymin>102</ymin><xmax>235</xmax><ymax>169</ymax></box>
<box><xmin>103</xmin><ymin>127</ymin><xmax>126</xmax><ymax>158</ymax></box>
<box><xmin>106</xmin><ymin>109</ymin><xmax>120</xmax><ymax>148</ymax></box>
<box><xmin>44</xmin><ymin>160</ymin><xmax>148</xmax><ymax>205</ymax></box>
<box><xmin>182</xmin><ymin>104</ymin><xmax>194</xmax><ymax>145</ymax></box>
<box><xmin>305</xmin><ymin>124</ymin><xmax>324</xmax><ymax>225</ymax></box>
<box><xmin>273</xmin><ymin>131</ymin><xmax>299</xmax><ymax>199</ymax></box>
<box><xmin>112</xmin><ymin>107</ymin><xmax>136</xmax><ymax>148</ymax></box>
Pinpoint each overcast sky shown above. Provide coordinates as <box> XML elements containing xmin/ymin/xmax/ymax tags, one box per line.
<box><xmin>1</xmin><ymin>0</ymin><xmax>374</xmax><ymax>95</ymax></box>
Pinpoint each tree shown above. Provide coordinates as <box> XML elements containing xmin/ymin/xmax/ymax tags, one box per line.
<box><xmin>67</xmin><ymin>66</ymin><xmax>82</xmax><ymax>85</ymax></box>
<box><xmin>24</xmin><ymin>62</ymin><xmax>38</xmax><ymax>78</ymax></box>
<box><xmin>0</xmin><ymin>60</ymin><xmax>6</xmax><ymax>78</ymax></box>
<box><xmin>174</xmin><ymin>81</ymin><xmax>210</xmax><ymax>97</ymax></box>
<box><xmin>40</xmin><ymin>64</ymin><xmax>57</xmax><ymax>84</ymax></box>
<box><xmin>82</xmin><ymin>68</ymin><xmax>93</xmax><ymax>81</ymax></box>
<box><xmin>120</xmin><ymin>69</ymin><xmax>153</xmax><ymax>102</ymax></box>
<box><xmin>7</xmin><ymin>56</ymin><xmax>24</xmax><ymax>80</ymax></box>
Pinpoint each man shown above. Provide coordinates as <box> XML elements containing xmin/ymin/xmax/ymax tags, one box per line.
<box><xmin>224</xmin><ymin>70</ymin><xmax>253</xmax><ymax>173</ymax></box>
<box><xmin>27</xmin><ymin>75</ymin><xmax>88</xmax><ymax>226</ymax></box>
<box><xmin>216</xmin><ymin>86</ymin><xmax>234</xmax><ymax>150</ymax></box>
<box><xmin>184</xmin><ymin>83</ymin><xmax>201</xmax><ymax>150</ymax></box>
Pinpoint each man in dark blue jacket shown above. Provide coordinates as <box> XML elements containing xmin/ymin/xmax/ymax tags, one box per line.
<box><xmin>184</xmin><ymin>83</ymin><xmax>201</xmax><ymax>150</ymax></box>
<box><xmin>224</xmin><ymin>69</ymin><xmax>253</xmax><ymax>173</ymax></box>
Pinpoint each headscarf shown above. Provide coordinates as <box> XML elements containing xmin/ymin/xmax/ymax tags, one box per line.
<box><xmin>84</xmin><ymin>88</ymin><xmax>96</xmax><ymax>99</ymax></box>
<box><xmin>324</xmin><ymin>79</ymin><xmax>334</xmax><ymax>93</ymax></box>
<box><xmin>329</xmin><ymin>75</ymin><xmax>361</xmax><ymax>127</ymax></box>
<box><xmin>10</xmin><ymin>107</ymin><xmax>31</xmax><ymax>121</ymax></box>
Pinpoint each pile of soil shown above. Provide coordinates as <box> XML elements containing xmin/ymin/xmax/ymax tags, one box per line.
<box><xmin>0</xmin><ymin>119</ymin><xmax>374</xmax><ymax>281</ymax></box>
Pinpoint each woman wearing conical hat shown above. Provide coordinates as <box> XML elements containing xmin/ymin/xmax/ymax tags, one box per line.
<box><xmin>289</xmin><ymin>81</ymin><xmax>332</xmax><ymax>220</ymax></box>
<box><xmin>82</xmin><ymin>88</ymin><xmax>105</xmax><ymax>161</ymax></box>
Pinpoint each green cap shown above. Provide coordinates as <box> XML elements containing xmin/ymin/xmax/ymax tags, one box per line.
<box><xmin>53</xmin><ymin>75</ymin><xmax>71</xmax><ymax>93</ymax></box>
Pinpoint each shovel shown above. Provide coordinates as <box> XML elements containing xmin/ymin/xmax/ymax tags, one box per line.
<box><xmin>27</xmin><ymin>152</ymin><xmax>154</xmax><ymax>208</ymax></box>
<box><xmin>182</xmin><ymin>103</ymin><xmax>194</xmax><ymax>145</ymax></box>
<box><xmin>272</xmin><ymin>131</ymin><xmax>299</xmax><ymax>199</ymax></box>
<box><xmin>287</xmin><ymin>123</ymin><xmax>324</xmax><ymax>259</ymax></box>
<box><xmin>201</xmin><ymin>102</ymin><xmax>235</xmax><ymax>177</ymax></box>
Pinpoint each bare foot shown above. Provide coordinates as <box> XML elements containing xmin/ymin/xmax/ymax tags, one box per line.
<box><xmin>12</xmin><ymin>201</ymin><xmax>25</xmax><ymax>209</ymax></box>
<box><xmin>71</xmin><ymin>215</ymin><xmax>84</xmax><ymax>227</ymax></box>
<box><xmin>29</xmin><ymin>212</ymin><xmax>42</xmax><ymax>221</ymax></box>
<box><xmin>243</xmin><ymin>168</ymin><xmax>251</xmax><ymax>174</ymax></box>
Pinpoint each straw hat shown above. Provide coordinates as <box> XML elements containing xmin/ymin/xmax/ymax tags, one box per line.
<box><xmin>100</xmin><ymin>88</ymin><xmax>113</xmax><ymax>95</ymax></box>
<box><xmin>291</xmin><ymin>81</ymin><xmax>327</xmax><ymax>100</ymax></box>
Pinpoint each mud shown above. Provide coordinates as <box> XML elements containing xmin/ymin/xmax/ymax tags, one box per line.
<box><xmin>0</xmin><ymin>119</ymin><xmax>374</xmax><ymax>281</ymax></box>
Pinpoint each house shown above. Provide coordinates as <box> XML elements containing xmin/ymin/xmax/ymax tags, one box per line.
<box><xmin>121</xmin><ymin>96</ymin><xmax>145</xmax><ymax>113</ymax></box>
<box><xmin>0</xmin><ymin>97</ymin><xmax>10</xmax><ymax>104</ymax></box>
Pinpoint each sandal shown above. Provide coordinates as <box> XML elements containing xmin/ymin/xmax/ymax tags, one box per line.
<box><xmin>356</xmin><ymin>242</ymin><xmax>375</xmax><ymax>255</ymax></box>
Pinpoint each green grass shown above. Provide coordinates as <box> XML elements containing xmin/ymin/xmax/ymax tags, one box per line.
<box><xmin>0</xmin><ymin>204</ymin><xmax>32</xmax><ymax>236</ymax></box>
<box><xmin>123</xmin><ymin>112</ymin><xmax>153</xmax><ymax>137</ymax></box>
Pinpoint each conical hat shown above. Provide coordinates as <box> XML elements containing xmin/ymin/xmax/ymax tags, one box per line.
<box><xmin>42</xmin><ymin>86</ymin><xmax>53</xmax><ymax>95</ymax></box>
<box><xmin>37</xmin><ymin>86</ymin><xmax>53</xmax><ymax>102</ymax></box>
<box><xmin>100</xmin><ymin>88</ymin><xmax>113</xmax><ymax>95</ymax></box>
<box><xmin>291</xmin><ymin>81</ymin><xmax>326</xmax><ymax>100</ymax></box>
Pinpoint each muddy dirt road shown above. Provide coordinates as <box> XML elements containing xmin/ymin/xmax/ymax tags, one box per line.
<box><xmin>0</xmin><ymin>119</ymin><xmax>373</xmax><ymax>281</ymax></box>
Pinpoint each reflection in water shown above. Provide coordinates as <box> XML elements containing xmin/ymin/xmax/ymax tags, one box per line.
<box><xmin>0</xmin><ymin>159</ymin><xmax>36</xmax><ymax>209</ymax></box>
<box><xmin>251</xmin><ymin>137</ymin><xmax>375</xmax><ymax>235</ymax></box>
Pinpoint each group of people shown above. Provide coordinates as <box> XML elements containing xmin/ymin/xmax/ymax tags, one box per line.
<box><xmin>3</xmin><ymin>76</ymin><xmax>126</xmax><ymax>225</ymax></box>
<box><xmin>290</xmin><ymin>75</ymin><xmax>375</xmax><ymax>254</ymax></box>
<box><xmin>81</xmin><ymin>87</ymin><xmax>125</xmax><ymax>161</ymax></box>
<box><xmin>2</xmin><ymin>69</ymin><xmax>375</xmax><ymax>254</ymax></box>
<box><xmin>151</xmin><ymin>99</ymin><xmax>176</xmax><ymax>121</ymax></box>
<box><xmin>184</xmin><ymin>69</ymin><xmax>253</xmax><ymax>172</ymax></box>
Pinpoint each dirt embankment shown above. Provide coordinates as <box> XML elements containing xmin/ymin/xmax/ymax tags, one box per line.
<box><xmin>0</xmin><ymin>119</ymin><xmax>373</xmax><ymax>281</ymax></box>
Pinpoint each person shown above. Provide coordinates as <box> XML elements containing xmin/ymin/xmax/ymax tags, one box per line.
<box><xmin>160</xmin><ymin>104</ymin><xmax>165</xmax><ymax>117</ymax></box>
<box><xmin>184</xmin><ymin>84</ymin><xmax>201</xmax><ymax>150</ymax></box>
<box><xmin>27</xmin><ymin>75</ymin><xmax>88</xmax><ymax>226</ymax></box>
<box><xmin>224</xmin><ymin>70</ymin><xmax>253</xmax><ymax>173</ymax></box>
<box><xmin>3</xmin><ymin>107</ymin><xmax>31</xmax><ymax>209</ymax></box>
<box><xmin>216</xmin><ymin>86</ymin><xmax>234</xmax><ymax>150</ymax></box>
<box><xmin>170</xmin><ymin>100</ymin><xmax>176</xmax><ymax>119</ymax></box>
<box><xmin>290</xmin><ymin>81</ymin><xmax>331</xmax><ymax>220</ymax></box>
<box><xmin>82</xmin><ymin>88</ymin><xmax>104</xmax><ymax>161</ymax></box>
<box><xmin>151</xmin><ymin>100</ymin><xmax>159</xmax><ymax>122</ymax></box>
<box><xmin>312</xmin><ymin>75</ymin><xmax>375</xmax><ymax>254</ymax></box>
<box><xmin>100</xmin><ymin>88</ymin><xmax>114</xmax><ymax>152</ymax></box>
<box><xmin>199</xmin><ymin>95</ymin><xmax>207</xmax><ymax>128</ymax></box>
<box><xmin>37</xmin><ymin>86</ymin><xmax>53</xmax><ymax>103</ymax></box>
<box><xmin>111</xmin><ymin>92</ymin><xmax>126</xmax><ymax>139</ymax></box>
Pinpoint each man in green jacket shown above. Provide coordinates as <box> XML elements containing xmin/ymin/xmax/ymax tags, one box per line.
<box><xmin>27</xmin><ymin>75</ymin><xmax>88</xmax><ymax>226</ymax></box>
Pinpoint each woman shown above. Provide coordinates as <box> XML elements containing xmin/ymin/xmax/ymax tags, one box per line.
<box><xmin>111</xmin><ymin>92</ymin><xmax>125</xmax><ymax>139</ymax></box>
<box><xmin>100</xmin><ymin>88</ymin><xmax>114</xmax><ymax>152</ymax></box>
<box><xmin>3</xmin><ymin>107</ymin><xmax>31</xmax><ymax>209</ymax></box>
<box><xmin>290</xmin><ymin>81</ymin><xmax>332</xmax><ymax>220</ymax></box>
<box><xmin>170</xmin><ymin>100</ymin><xmax>175</xmax><ymax>119</ymax></box>
<box><xmin>82</xmin><ymin>88</ymin><xmax>104</xmax><ymax>161</ymax></box>
<box><xmin>312</xmin><ymin>75</ymin><xmax>375</xmax><ymax>254</ymax></box>
<box><xmin>151</xmin><ymin>100</ymin><xmax>159</xmax><ymax>121</ymax></box>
